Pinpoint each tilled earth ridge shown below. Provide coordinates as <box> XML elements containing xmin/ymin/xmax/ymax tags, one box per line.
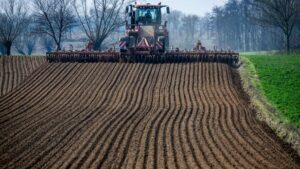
<box><xmin>0</xmin><ymin>56</ymin><xmax>46</xmax><ymax>96</ymax></box>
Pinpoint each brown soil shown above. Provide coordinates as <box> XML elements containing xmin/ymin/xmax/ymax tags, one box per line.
<box><xmin>0</xmin><ymin>60</ymin><xmax>299</xmax><ymax>169</ymax></box>
<box><xmin>0</xmin><ymin>56</ymin><xmax>46</xmax><ymax>96</ymax></box>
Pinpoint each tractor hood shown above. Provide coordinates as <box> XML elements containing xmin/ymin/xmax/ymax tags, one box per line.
<box><xmin>139</xmin><ymin>26</ymin><xmax>155</xmax><ymax>37</ymax></box>
<box><xmin>136</xmin><ymin>26</ymin><xmax>156</xmax><ymax>48</ymax></box>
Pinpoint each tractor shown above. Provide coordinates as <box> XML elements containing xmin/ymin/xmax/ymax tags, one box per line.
<box><xmin>119</xmin><ymin>2</ymin><xmax>170</xmax><ymax>55</ymax></box>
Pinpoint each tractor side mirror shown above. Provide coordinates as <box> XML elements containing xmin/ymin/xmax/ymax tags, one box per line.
<box><xmin>125</xmin><ymin>6</ymin><xmax>129</xmax><ymax>13</ymax></box>
<box><xmin>164</xmin><ymin>21</ymin><xmax>168</xmax><ymax>27</ymax></box>
<box><xmin>166</xmin><ymin>7</ymin><xmax>170</xmax><ymax>14</ymax></box>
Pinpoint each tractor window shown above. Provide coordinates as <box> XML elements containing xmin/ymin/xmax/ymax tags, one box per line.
<box><xmin>136</xmin><ymin>8</ymin><xmax>160</xmax><ymax>25</ymax></box>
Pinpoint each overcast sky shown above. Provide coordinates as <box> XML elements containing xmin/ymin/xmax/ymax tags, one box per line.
<box><xmin>139</xmin><ymin>0</ymin><xmax>228</xmax><ymax>16</ymax></box>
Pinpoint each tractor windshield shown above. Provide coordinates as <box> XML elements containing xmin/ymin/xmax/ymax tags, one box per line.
<box><xmin>136</xmin><ymin>8</ymin><xmax>161</xmax><ymax>25</ymax></box>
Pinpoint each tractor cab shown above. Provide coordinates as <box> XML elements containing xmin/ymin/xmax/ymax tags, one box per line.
<box><xmin>126</xmin><ymin>3</ymin><xmax>170</xmax><ymax>26</ymax></box>
<box><xmin>136</xmin><ymin>6</ymin><xmax>161</xmax><ymax>25</ymax></box>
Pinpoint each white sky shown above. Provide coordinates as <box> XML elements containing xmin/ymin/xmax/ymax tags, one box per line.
<box><xmin>139</xmin><ymin>0</ymin><xmax>228</xmax><ymax>16</ymax></box>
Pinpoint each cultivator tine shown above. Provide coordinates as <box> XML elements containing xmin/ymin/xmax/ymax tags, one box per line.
<box><xmin>46</xmin><ymin>51</ymin><xmax>239</xmax><ymax>66</ymax></box>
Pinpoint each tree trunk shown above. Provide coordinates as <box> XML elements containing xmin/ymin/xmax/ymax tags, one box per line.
<box><xmin>93</xmin><ymin>40</ymin><xmax>103</xmax><ymax>51</ymax></box>
<box><xmin>4</xmin><ymin>41</ymin><xmax>12</xmax><ymax>56</ymax></box>
<box><xmin>284</xmin><ymin>22</ymin><xmax>292</xmax><ymax>54</ymax></box>
<box><xmin>56</xmin><ymin>42</ymin><xmax>61</xmax><ymax>51</ymax></box>
<box><xmin>286</xmin><ymin>33</ymin><xmax>290</xmax><ymax>54</ymax></box>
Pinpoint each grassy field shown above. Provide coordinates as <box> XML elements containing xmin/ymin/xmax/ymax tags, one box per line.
<box><xmin>242</xmin><ymin>54</ymin><xmax>300</xmax><ymax>128</ymax></box>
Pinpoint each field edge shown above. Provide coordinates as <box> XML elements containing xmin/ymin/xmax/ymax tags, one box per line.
<box><xmin>239</xmin><ymin>56</ymin><xmax>300</xmax><ymax>156</ymax></box>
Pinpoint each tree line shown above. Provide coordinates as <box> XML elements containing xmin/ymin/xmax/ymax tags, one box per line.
<box><xmin>166</xmin><ymin>0</ymin><xmax>300</xmax><ymax>53</ymax></box>
<box><xmin>0</xmin><ymin>0</ymin><xmax>299</xmax><ymax>55</ymax></box>
<box><xmin>0</xmin><ymin>0</ymin><xmax>128</xmax><ymax>55</ymax></box>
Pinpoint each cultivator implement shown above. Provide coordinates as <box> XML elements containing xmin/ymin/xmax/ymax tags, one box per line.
<box><xmin>46</xmin><ymin>51</ymin><xmax>239</xmax><ymax>65</ymax></box>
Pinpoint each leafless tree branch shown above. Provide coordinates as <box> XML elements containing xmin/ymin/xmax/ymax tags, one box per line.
<box><xmin>33</xmin><ymin>0</ymin><xmax>77</xmax><ymax>51</ymax></box>
<box><xmin>250</xmin><ymin>0</ymin><xmax>300</xmax><ymax>53</ymax></box>
<box><xmin>73</xmin><ymin>0</ymin><xmax>126</xmax><ymax>50</ymax></box>
<box><xmin>0</xmin><ymin>0</ymin><xmax>28</xmax><ymax>55</ymax></box>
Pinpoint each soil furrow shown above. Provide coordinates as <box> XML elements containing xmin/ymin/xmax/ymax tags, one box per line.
<box><xmin>1</xmin><ymin>64</ymin><xmax>79</xmax><ymax>164</ymax></box>
<box><xmin>57</xmin><ymin>63</ymin><xmax>142</xmax><ymax>169</ymax></box>
<box><xmin>89</xmin><ymin>64</ymin><xmax>156</xmax><ymax>169</ymax></box>
<box><xmin>45</xmin><ymin>63</ymin><xmax>124</xmax><ymax>169</ymax></box>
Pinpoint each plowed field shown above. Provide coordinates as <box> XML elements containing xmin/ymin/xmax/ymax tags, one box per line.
<box><xmin>0</xmin><ymin>56</ymin><xmax>46</xmax><ymax>96</ymax></box>
<box><xmin>0</xmin><ymin>60</ymin><xmax>299</xmax><ymax>169</ymax></box>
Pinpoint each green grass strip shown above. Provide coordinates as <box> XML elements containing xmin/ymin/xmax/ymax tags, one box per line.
<box><xmin>245</xmin><ymin>54</ymin><xmax>300</xmax><ymax>128</ymax></box>
<box><xmin>239</xmin><ymin>55</ymin><xmax>300</xmax><ymax>155</ymax></box>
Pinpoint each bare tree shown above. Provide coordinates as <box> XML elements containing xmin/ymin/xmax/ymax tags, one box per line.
<box><xmin>14</xmin><ymin>34</ymin><xmax>37</xmax><ymax>55</ymax></box>
<box><xmin>181</xmin><ymin>15</ymin><xmax>200</xmax><ymax>48</ymax></box>
<box><xmin>252</xmin><ymin>0</ymin><xmax>300</xmax><ymax>53</ymax></box>
<box><xmin>73</xmin><ymin>0</ymin><xmax>125</xmax><ymax>50</ymax></box>
<box><xmin>164</xmin><ymin>10</ymin><xmax>184</xmax><ymax>48</ymax></box>
<box><xmin>41</xmin><ymin>35</ymin><xmax>55</xmax><ymax>53</ymax></box>
<box><xmin>0</xmin><ymin>43</ymin><xmax>4</xmax><ymax>55</ymax></box>
<box><xmin>0</xmin><ymin>0</ymin><xmax>28</xmax><ymax>55</ymax></box>
<box><xmin>33</xmin><ymin>0</ymin><xmax>77</xmax><ymax>51</ymax></box>
<box><xmin>14</xmin><ymin>21</ymin><xmax>38</xmax><ymax>55</ymax></box>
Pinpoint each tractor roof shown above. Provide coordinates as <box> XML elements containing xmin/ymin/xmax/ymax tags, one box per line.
<box><xmin>134</xmin><ymin>3</ymin><xmax>167</xmax><ymax>8</ymax></box>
